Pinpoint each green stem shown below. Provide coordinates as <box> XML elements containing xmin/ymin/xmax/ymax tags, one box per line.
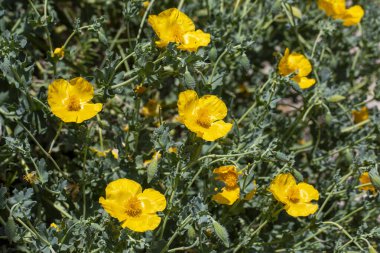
<box><xmin>48</xmin><ymin>121</ymin><xmax>63</xmax><ymax>153</ymax></box>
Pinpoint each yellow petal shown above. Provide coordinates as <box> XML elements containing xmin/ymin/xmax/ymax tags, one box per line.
<box><xmin>138</xmin><ymin>188</ymin><xmax>167</xmax><ymax>213</ymax></box>
<box><xmin>202</xmin><ymin>121</ymin><xmax>233</xmax><ymax>141</ymax></box>
<box><xmin>104</xmin><ymin>178</ymin><xmax>142</xmax><ymax>201</ymax></box>
<box><xmin>352</xmin><ymin>107</ymin><xmax>369</xmax><ymax>124</ymax></box>
<box><xmin>317</xmin><ymin>0</ymin><xmax>345</xmax><ymax>17</ymax></box>
<box><xmin>54</xmin><ymin>103</ymin><xmax>101</xmax><ymax>123</ymax></box>
<box><xmin>99</xmin><ymin>198</ymin><xmax>128</xmax><ymax>222</ymax></box>
<box><xmin>296</xmin><ymin>182</ymin><xmax>319</xmax><ymax>202</ymax></box>
<box><xmin>342</xmin><ymin>5</ymin><xmax>364</xmax><ymax>26</ymax></box>
<box><xmin>213</xmin><ymin>165</ymin><xmax>237</xmax><ymax>175</ymax></box>
<box><xmin>294</xmin><ymin>76</ymin><xmax>316</xmax><ymax>89</ymax></box>
<box><xmin>69</xmin><ymin>77</ymin><xmax>95</xmax><ymax>103</ymax></box>
<box><xmin>177</xmin><ymin>30</ymin><xmax>211</xmax><ymax>52</ymax></box>
<box><xmin>285</xmin><ymin>202</ymin><xmax>318</xmax><ymax>217</ymax></box>
<box><xmin>359</xmin><ymin>172</ymin><xmax>376</xmax><ymax>193</ymax></box>
<box><xmin>212</xmin><ymin>186</ymin><xmax>240</xmax><ymax>205</ymax></box>
<box><xmin>148</xmin><ymin>8</ymin><xmax>195</xmax><ymax>45</ymax></box>
<box><xmin>121</xmin><ymin>214</ymin><xmax>161</xmax><ymax>232</ymax></box>
<box><xmin>196</xmin><ymin>95</ymin><xmax>228</xmax><ymax>121</ymax></box>
<box><xmin>269</xmin><ymin>173</ymin><xmax>296</xmax><ymax>204</ymax></box>
<box><xmin>177</xmin><ymin>90</ymin><xmax>198</xmax><ymax>120</ymax></box>
<box><xmin>48</xmin><ymin>79</ymin><xmax>70</xmax><ymax>109</ymax></box>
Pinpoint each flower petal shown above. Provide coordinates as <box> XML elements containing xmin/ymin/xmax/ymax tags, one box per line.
<box><xmin>121</xmin><ymin>214</ymin><xmax>161</xmax><ymax>232</ymax></box>
<box><xmin>212</xmin><ymin>186</ymin><xmax>240</xmax><ymax>205</ymax></box>
<box><xmin>294</xmin><ymin>76</ymin><xmax>316</xmax><ymax>89</ymax></box>
<box><xmin>104</xmin><ymin>178</ymin><xmax>142</xmax><ymax>201</ymax></box>
<box><xmin>297</xmin><ymin>183</ymin><xmax>319</xmax><ymax>203</ymax></box>
<box><xmin>196</xmin><ymin>95</ymin><xmax>228</xmax><ymax>121</ymax></box>
<box><xmin>342</xmin><ymin>5</ymin><xmax>364</xmax><ymax>26</ymax></box>
<box><xmin>69</xmin><ymin>77</ymin><xmax>95</xmax><ymax>103</ymax></box>
<box><xmin>213</xmin><ymin>165</ymin><xmax>237</xmax><ymax>175</ymax></box>
<box><xmin>99</xmin><ymin>198</ymin><xmax>128</xmax><ymax>222</ymax></box>
<box><xmin>138</xmin><ymin>188</ymin><xmax>167</xmax><ymax>213</ymax></box>
<box><xmin>178</xmin><ymin>90</ymin><xmax>198</xmax><ymax>120</ymax></box>
<box><xmin>177</xmin><ymin>29</ymin><xmax>211</xmax><ymax>52</ymax></box>
<box><xmin>269</xmin><ymin>173</ymin><xmax>296</xmax><ymax>204</ymax></box>
<box><xmin>148</xmin><ymin>8</ymin><xmax>195</xmax><ymax>45</ymax></box>
<box><xmin>48</xmin><ymin>79</ymin><xmax>70</xmax><ymax>109</ymax></box>
<box><xmin>285</xmin><ymin>202</ymin><xmax>318</xmax><ymax>217</ymax></box>
<box><xmin>201</xmin><ymin>120</ymin><xmax>232</xmax><ymax>141</ymax></box>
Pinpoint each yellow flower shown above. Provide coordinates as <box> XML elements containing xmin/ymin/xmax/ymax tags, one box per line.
<box><xmin>168</xmin><ymin>147</ymin><xmax>178</xmax><ymax>154</ymax></box>
<box><xmin>317</xmin><ymin>0</ymin><xmax>364</xmax><ymax>26</ymax></box>
<box><xmin>123</xmin><ymin>124</ymin><xmax>130</xmax><ymax>132</ymax></box>
<box><xmin>278</xmin><ymin>48</ymin><xmax>316</xmax><ymax>89</ymax></box>
<box><xmin>141</xmin><ymin>99</ymin><xmax>160</xmax><ymax>117</ymax></box>
<box><xmin>143</xmin><ymin>151</ymin><xmax>161</xmax><ymax>166</ymax></box>
<box><xmin>52</xmin><ymin>47</ymin><xmax>64</xmax><ymax>59</ymax></box>
<box><xmin>177</xmin><ymin>90</ymin><xmax>233</xmax><ymax>141</ymax></box>
<box><xmin>99</xmin><ymin>178</ymin><xmax>166</xmax><ymax>232</ymax></box>
<box><xmin>359</xmin><ymin>172</ymin><xmax>376</xmax><ymax>193</ymax></box>
<box><xmin>23</xmin><ymin>171</ymin><xmax>38</xmax><ymax>184</ymax></box>
<box><xmin>148</xmin><ymin>8</ymin><xmax>211</xmax><ymax>52</ymax></box>
<box><xmin>212</xmin><ymin>166</ymin><xmax>240</xmax><ymax>205</ymax></box>
<box><xmin>48</xmin><ymin>77</ymin><xmax>102</xmax><ymax>123</ymax></box>
<box><xmin>269</xmin><ymin>173</ymin><xmax>319</xmax><ymax>217</ymax></box>
<box><xmin>50</xmin><ymin>223</ymin><xmax>60</xmax><ymax>231</ymax></box>
<box><xmin>352</xmin><ymin>106</ymin><xmax>369</xmax><ymax>124</ymax></box>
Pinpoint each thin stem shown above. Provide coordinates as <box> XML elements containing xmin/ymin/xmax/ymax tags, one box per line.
<box><xmin>48</xmin><ymin>121</ymin><xmax>63</xmax><ymax>153</ymax></box>
<box><xmin>322</xmin><ymin>221</ymin><xmax>364</xmax><ymax>251</ymax></box>
<box><xmin>136</xmin><ymin>0</ymin><xmax>156</xmax><ymax>42</ymax></box>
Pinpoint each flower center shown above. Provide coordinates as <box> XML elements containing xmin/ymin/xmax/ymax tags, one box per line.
<box><xmin>220</xmin><ymin>172</ymin><xmax>238</xmax><ymax>189</ymax></box>
<box><xmin>67</xmin><ymin>96</ymin><xmax>81</xmax><ymax>111</ymax></box>
<box><xmin>196</xmin><ymin>109</ymin><xmax>212</xmax><ymax>128</ymax></box>
<box><xmin>288</xmin><ymin>187</ymin><xmax>300</xmax><ymax>203</ymax></box>
<box><xmin>125</xmin><ymin>197</ymin><xmax>143</xmax><ymax>217</ymax></box>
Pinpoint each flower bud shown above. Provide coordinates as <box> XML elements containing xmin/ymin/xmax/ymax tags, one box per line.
<box><xmin>369</xmin><ymin>168</ymin><xmax>380</xmax><ymax>191</ymax></box>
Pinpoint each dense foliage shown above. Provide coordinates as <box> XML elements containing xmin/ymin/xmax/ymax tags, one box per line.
<box><xmin>1</xmin><ymin>0</ymin><xmax>380</xmax><ymax>252</ymax></box>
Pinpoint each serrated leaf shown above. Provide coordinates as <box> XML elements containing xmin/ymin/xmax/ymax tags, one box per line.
<box><xmin>212</xmin><ymin>219</ymin><xmax>230</xmax><ymax>247</ymax></box>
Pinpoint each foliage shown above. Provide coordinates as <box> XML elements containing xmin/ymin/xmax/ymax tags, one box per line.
<box><xmin>1</xmin><ymin>0</ymin><xmax>380</xmax><ymax>252</ymax></box>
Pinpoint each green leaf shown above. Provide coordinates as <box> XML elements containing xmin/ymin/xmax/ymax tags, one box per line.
<box><xmin>147</xmin><ymin>158</ymin><xmax>159</xmax><ymax>183</ymax></box>
<box><xmin>212</xmin><ymin>219</ymin><xmax>230</xmax><ymax>247</ymax></box>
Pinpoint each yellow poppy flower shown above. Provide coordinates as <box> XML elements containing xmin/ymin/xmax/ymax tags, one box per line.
<box><xmin>99</xmin><ymin>178</ymin><xmax>166</xmax><ymax>232</ymax></box>
<box><xmin>141</xmin><ymin>99</ymin><xmax>160</xmax><ymax>117</ymax></box>
<box><xmin>177</xmin><ymin>90</ymin><xmax>233</xmax><ymax>141</ymax></box>
<box><xmin>317</xmin><ymin>0</ymin><xmax>364</xmax><ymax>26</ymax></box>
<box><xmin>269</xmin><ymin>173</ymin><xmax>319</xmax><ymax>217</ymax></box>
<box><xmin>52</xmin><ymin>47</ymin><xmax>64</xmax><ymax>59</ymax></box>
<box><xmin>148</xmin><ymin>8</ymin><xmax>211</xmax><ymax>52</ymax></box>
<box><xmin>352</xmin><ymin>106</ymin><xmax>369</xmax><ymax>124</ymax></box>
<box><xmin>212</xmin><ymin>166</ymin><xmax>240</xmax><ymax>205</ymax></box>
<box><xmin>278</xmin><ymin>48</ymin><xmax>316</xmax><ymax>89</ymax></box>
<box><xmin>47</xmin><ymin>77</ymin><xmax>102</xmax><ymax>123</ymax></box>
<box><xmin>359</xmin><ymin>172</ymin><xmax>376</xmax><ymax>193</ymax></box>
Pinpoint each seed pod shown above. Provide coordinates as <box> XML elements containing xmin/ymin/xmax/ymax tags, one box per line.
<box><xmin>327</xmin><ymin>95</ymin><xmax>346</xmax><ymax>103</ymax></box>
